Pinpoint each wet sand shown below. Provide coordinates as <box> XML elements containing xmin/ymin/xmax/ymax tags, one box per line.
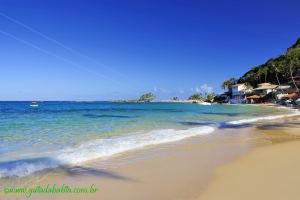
<box><xmin>1</xmin><ymin>127</ymin><xmax>258</xmax><ymax>200</ymax></box>
<box><xmin>1</xmin><ymin>116</ymin><xmax>300</xmax><ymax>200</ymax></box>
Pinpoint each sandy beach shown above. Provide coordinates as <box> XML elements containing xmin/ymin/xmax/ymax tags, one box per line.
<box><xmin>2</xmin><ymin>114</ymin><xmax>300</xmax><ymax>200</ymax></box>
<box><xmin>198</xmin><ymin>140</ymin><xmax>300</xmax><ymax>200</ymax></box>
<box><xmin>2</xmin><ymin>127</ymin><xmax>255</xmax><ymax>200</ymax></box>
<box><xmin>198</xmin><ymin>116</ymin><xmax>300</xmax><ymax>200</ymax></box>
<box><xmin>1</xmin><ymin>1</ymin><xmax>300</xmax><ymax>199</ymax></box>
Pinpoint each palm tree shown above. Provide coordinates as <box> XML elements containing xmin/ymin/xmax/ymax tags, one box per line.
<box><xmin>268</xmin><ymin>59</ymin><xmax>282</xmax><ymax>86</ymax></box>
<box><xmin>262</xmin><ymin>65</ymin><xmax>269</xmax><ymax>83</ymax></box>
<box><xmin>172</xmin><ymin>97</ymin><xmax>179</xmax><ymax>101</ymax></box>
<box><xmin>270</xmin><ymin>61</ymin><xmax>285</xmax><ymax>94</ymax></box>
<box><xmin>188</xmin><ymin>93</ymin><xmax>204</xmax><ymax>101</ymax></box>
<box><xmin>221</xmin><ymin>78</ymin><xmax>236</xmax><ymax>90</ymax></box>
<box><xmin>256</xmin><ymin>68</ymin><xmax>263</xmax><ymax>83</ymax></box>
<box><xmin>286</xmin><ymin>54</ymin><xmax>299</xmax><ymax>90</ymax></box>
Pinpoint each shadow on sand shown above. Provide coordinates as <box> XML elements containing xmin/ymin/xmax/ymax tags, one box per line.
<box><xmin>255</xmin><ymin>121</ymin><xmax>300</xmax><ymax>130</ymax></box>
<box><xmin>58</xmin><ymin>165</ymin><xmax>136</xmax><ymax>181</ymax></box>
<box><xmin>0</xmin><ymin>157</ymin><xmax>136</xmax><ymax>182</ymax></box>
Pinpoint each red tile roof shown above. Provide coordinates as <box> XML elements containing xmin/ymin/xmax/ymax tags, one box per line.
<box><xmin>288</xmin><ymin>93</ymin><xmax>298</xmax><ymax>98</ymax></box>
<box><xmin>246</xmin><ymin>95</ymin><xmax>261</xmax><ymax>99</ymax></box>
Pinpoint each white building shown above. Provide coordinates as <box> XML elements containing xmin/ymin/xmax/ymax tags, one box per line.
<box><xmin>253</xmin><ymin>83</ymin><xmax>278</xmax><ymax>95</ymax></box>
<box><xmin>230</xmin><ymin>83</ymin><xmax>250</xmax><ymax>104</ymax></box>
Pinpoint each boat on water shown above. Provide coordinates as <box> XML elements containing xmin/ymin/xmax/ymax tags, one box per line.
<box><xmin>198</xmin><ymin>102</ymin><xmax>212</xmax><ymax>106</ymax></box>
<box><xmin>30</xmin><ymin>102</ymin><xmax>39</xmax><ymax>107</ymax></box>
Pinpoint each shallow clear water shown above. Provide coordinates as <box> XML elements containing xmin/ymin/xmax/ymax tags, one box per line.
<box><xmin>0</xmin><ymin>101</ymin><xmax>294</xmax><ymax>177</ymax></box>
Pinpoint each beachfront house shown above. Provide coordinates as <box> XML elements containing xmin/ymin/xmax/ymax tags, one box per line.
<box><xmin>245</xmin><ymin>83</ymin><xmax>278</xmax><ymax>104</ymax></box>
<box><xmin>230</xmin><ymin>83</ymin><xmax>251</xmax><ymax>104</ymax></box>
<box><xmin>253</xmin><ymin>83</ymin><xmax>278</xmax><ymax>95</ymax></box>
<box><xmin>246</xmin><ymin>95</ymin><xmax>261</xmax><ymax>104</ymax></box>
<box><xmin>275</xmin><ymin>85</ymin><xmax>291</xmax><ymax>100</ymax></box>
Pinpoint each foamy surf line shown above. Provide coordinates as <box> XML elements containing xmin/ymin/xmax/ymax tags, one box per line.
<box><xmin>227</xmin><ymin>108</ymin><xmax>300</xmax><ymax>125</ymax></box>
<box><xmin>0</xmin><ymin>126</ymin><xmax>215</xmax><ymax>178</ymax></box>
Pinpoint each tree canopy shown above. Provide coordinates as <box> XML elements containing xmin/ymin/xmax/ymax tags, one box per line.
<box><xmin>238</xmin><ymin>38</ymin><xmax>300</xmax><ymax>88</ymax></box>
<box><xmin>221</xmin><ymin>78</ymin><xmax>236</xmax><ymax>90</ymax></box>
<box><xmin>188</xmin><ymin>93</ymin><xmax>204</xmax><ymax>101</ymax></box>
<box><xmin>172</xmin><ymin>97</ymin><xmax>179</xmax><ymax>101</ymax></box>
<box><xmin>139</xmin><ymin>92</ymin><xmax>155</xmax><ymax>102</ymax></box>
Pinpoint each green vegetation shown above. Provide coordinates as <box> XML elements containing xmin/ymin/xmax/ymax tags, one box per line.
<box><xmin>206</xmin><ymin>94</ymin><xmax>215</xmax><ymax>102</ymax></box>
<box><xmin>221</xmin><ymin>78</ymin><xmax>236</xmax><ymax>90</ymax></box>
<box><xmin>138</xmin><ymin>92</ymin><xmax>155</xmax><ymax>102</ymax></box>
<box><xmin>188</xmin><ymin>93</ymin><xmax>204</xmax><ymax>101</ymax></box>
<box><xmin>220</xmin><ymin>38</ymin><xmax>300</xmax><ymax>94</ymax></box>
<box><xmin>238</xmin><ymin>38</ymin><xmax>300</xmax><ymax>88</ymax></box>
<box><xmin>188</xmin><ymin>92</ymin><xmax>215</xmax><ymax>102</ymax></box>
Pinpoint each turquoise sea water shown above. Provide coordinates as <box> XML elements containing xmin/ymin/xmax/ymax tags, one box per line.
<box><xmin>0</xmin><ymin>101</ymin><xmax>295</xmax><ymax>178</ymax></box>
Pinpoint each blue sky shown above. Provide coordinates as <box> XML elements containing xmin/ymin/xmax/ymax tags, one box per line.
<box><xmin>0</xmin><ymin>0</ymin><xmax>300</xmax><ymax>100</ymax></box>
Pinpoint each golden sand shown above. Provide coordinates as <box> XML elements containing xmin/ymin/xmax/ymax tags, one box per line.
<box><xmin>198</xmin><ymin>140</ymin><xmax>300</xmax><ymax>200</ymax></box>
<box><xmin>1</xmin><ymin>116</ymin><xmax>300</xmax><ymax>200</ymax></box>
<box><xmin>198</xmin><ymin>116</ymin><xmax>300</xmax><ymax>200</ymax></box>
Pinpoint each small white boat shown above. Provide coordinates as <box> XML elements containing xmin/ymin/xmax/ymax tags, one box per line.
<box><xmin>30</xmin><ymin>102</ymin><xmax>39</xmax><ymax>107</ymax></box>
<box><xmin>198</xmin><ymin>102</ymin><xmax>212</xmax><ymax>106</ymax></box>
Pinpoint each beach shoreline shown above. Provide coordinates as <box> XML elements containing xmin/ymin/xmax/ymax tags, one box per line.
<box><xmin>2</xmin><ymin>114</ymin><xmax>300</xmax><ymax>200</ymax></box>
<box><xmin>2</xmin><ymin>126</ymin><xmax>257</xmax><ymax>200</ymax></box>
<box><xmin>1</xmin><ymin>1</ymin><xmax>300</xmax><ymax>199</ymax></box>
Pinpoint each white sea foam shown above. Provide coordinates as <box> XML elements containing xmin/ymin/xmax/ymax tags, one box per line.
<box><xmin>58</xmin><ymin>126</ymin><xmax>215</xmax><ymax>164</ymax></box>
<box><xmin>0</xmin><ymin>158</ymin><xmax>60</xmax><ymax>178</ymax></box>
<box><xmin>0</xmin><ymin>126</ymin><xmax>215</xmax><ymax>178</ymax></box>
<box><xmin>227</xmin><ymin>108</ymin><xmax>300</xmax><ymax>125</ymax></box>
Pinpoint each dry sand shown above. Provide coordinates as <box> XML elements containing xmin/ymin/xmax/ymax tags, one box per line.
<box><xmin>198</xmin><ymin>116</ymin><xmax>300</xmax><ymax>200</ymax></box>
<box><xmin>2</xmin><ymin>116</ymin><xmax>300</xmax><ymax>200</ymax></box>
<box><xmin>198</xmin><ymin>140</ymin><xmax>300</xmax><ymax>200</ymax></box>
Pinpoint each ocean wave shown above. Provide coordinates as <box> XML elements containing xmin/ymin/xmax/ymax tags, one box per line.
<box><xmin>0</xmin><ymin>126</ymin><xmax>215</xmax><ymax>178</ymax></box>
<box><xmin>227</xmin><ymin>109</ymin><xmax>300</xmax><ymax>125</ymax></box>
<box><xmin>0</xmin><ymin>158</ymin><xmax>60</xmax><ymax>178</ymax></box>
<box><xmin>58</xmin><ymin>126</ymin><xmax>215</xmax><ymax>164</ymax></box>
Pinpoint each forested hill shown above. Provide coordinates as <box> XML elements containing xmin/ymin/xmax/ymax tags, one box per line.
<box><xmin>238</xmin><ymin>38</ymin><xmax>300</xmax><ymax>88</ymax></box>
